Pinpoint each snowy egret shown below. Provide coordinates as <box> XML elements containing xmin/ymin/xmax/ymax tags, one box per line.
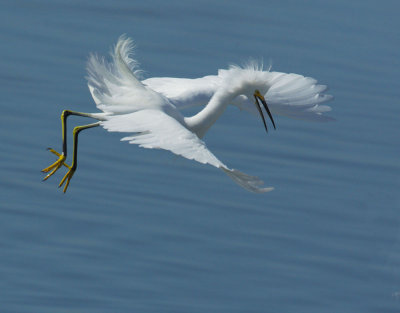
<box><xmin>42</xmin><ymin>36</ymin><xmax>333</xmax><ymax>193</ymax></box>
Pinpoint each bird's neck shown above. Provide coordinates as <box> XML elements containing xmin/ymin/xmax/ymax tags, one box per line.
<box><xmin>184</xmin><ymin>88</ymin><xmax>235</xmax><ymax>138</ymax></box>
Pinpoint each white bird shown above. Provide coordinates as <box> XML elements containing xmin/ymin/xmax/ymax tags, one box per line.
<box><xmin>42</xmin><ymin>36</ymin><xmax>333</xmax><ymax>193</ymax></box>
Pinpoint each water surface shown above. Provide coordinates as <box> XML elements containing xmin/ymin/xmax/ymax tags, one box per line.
<box><xmin>1</xmin><ymin>1</ymin><xmax>399</xmax><ymax>312</ymax></box>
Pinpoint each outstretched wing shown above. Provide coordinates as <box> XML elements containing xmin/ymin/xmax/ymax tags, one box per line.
<box><xmin>145</xmin><ymin>70</ymin><xmax>333</xmax><ymax>122</ymax></box>
<box><xmin>101</xmin><ymin>109</ymin><xmax>273</xmax><ymax>193</ymax></box>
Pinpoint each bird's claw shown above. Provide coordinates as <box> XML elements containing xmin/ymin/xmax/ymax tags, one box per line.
<box><xmin>42</xmin><ymin>148</ymin><xmax>71</xmax><ymax>181</ymax></box>
<box><xmin>58</xmin><ymin>167</ymin><xmax>75</xmax><ymax>193</ymax></box>
<box><xmin>42</xmin><ymin>148</ymin><xmax>74</xmax><ymax>192</ymax></box>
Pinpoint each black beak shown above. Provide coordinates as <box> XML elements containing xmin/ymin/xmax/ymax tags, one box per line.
<box><xmin>254</xmin><ymin>91</ymin><xmax>276</xmax><ymax>133</ymax></box>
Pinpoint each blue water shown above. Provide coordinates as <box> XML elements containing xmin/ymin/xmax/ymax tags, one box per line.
<box><xmin>1</xmin><ymin>0</ymin><xmax>399</xmax><ymax>312</ymax></box>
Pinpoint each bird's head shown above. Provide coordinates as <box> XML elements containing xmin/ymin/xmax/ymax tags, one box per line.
<box><xmin>219</xmin><ymin>65</ymin><xmax>276</xmax><ymax>133</ymax></box>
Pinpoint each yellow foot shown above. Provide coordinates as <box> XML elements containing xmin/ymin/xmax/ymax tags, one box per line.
<box><xmin>59</xmin><ymin>167</ymin><xmax>76</xmax><ymax>193</ymax></box>
<box><xmin>42</xmin><ymin>148</ymin><xmax>71</xmax><ymax>181</ymax></box>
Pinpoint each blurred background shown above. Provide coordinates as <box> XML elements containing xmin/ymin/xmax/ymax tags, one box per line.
<box><xmin>0</xmin><ymin>0</ymin><xmax>399</xmax><ymax>312</ymax></box>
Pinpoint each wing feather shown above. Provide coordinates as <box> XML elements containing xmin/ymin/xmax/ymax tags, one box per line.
<box><xmin>101</xmin><ymin>110</ymin><xmax>273</xmax><ymax>193</ymax></box>
<box><xmin>145</xmin><ymin>71</ymin><xmax>333</xmax><ymax>122</ymax></box>
<box><xmin>87</xmin><ymin>36</ymin><xmax>169</xmax><ymax>114</ymax></box>
<box><xmin>101</xmin><ymin>110</ymin><xmax>223</xmax><ymax>167</ymax></box>
<box><xmin>233</xmin><ymin>72</ymin><xmax>334</xmax><ymax>121</ymax></box>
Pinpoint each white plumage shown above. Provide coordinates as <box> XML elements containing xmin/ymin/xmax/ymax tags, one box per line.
<box><xmin>144</xmin><ymin>67</ymin><xmax>333</xmax><ymax>122</ymax></box>
<box><xmin>43</xmin><ymin>35</ymin><xmax>333</xmax><ymax>193</ymax></box>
